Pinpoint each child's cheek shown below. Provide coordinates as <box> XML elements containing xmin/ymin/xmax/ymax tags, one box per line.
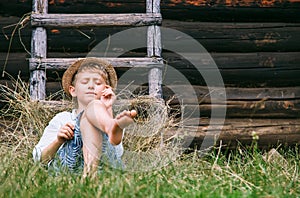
<box><xmin>94</xmin><ymin>86</ymin><xmax>104</xmax><ymax>96</ymax></box>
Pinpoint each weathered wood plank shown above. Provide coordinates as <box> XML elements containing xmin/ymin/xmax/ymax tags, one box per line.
<box><xmin>115</xmin><ymin>86</ymin><xmax>300</xmax><ymax>118</ymax></box>
<box><xmin>31</xmin><ymin>13</ymin><xmax>162</xmax><ymax>27</ymax></box>
<box><xmin>46</xmin><ymin>83</ymin><xmax>300</xmax><ymax>118</ymax></box>
<box><xmin>148</xmin><ymin>66</ymin><xmax>163</xmax><ymax>98</ymax></box>
<box><xmin>162</xmin><ymin>21</ymin><xmax>300</xmax><ymax>53</ymax></box>
<box><xmin>29</xmin><ymin>57</ymin><xmax>163</xmax><ymax>70</ymax></box>
<box><xmin>178</xmin><ymin>100</ymin><xmax>300</xmax><ymax>118</ymax></box>
<box><xmin>162</xmin><ymin>52</ymin><xmax>300</xmax><ymax>70</ymax></box>
<box><xmin>147</xmin><ymin>0</ymin><xmax>163</xmax><ymax>98</ymax></box>
<box><xmin>30</xmin><ymin>0</ymin><xmax>47</xmax><ymax>100</ymax></box>
<box><xmin>2</xmin><ymin>51</ymin><xmax>299</xmax><ymax>71</ymax></box>
<box><xmin>2</xmin><ymin>18</ymin><xmax>299</xmax><ymax>53</ymax></box>
<box><xmin>175</xmin><ymin>68</ymin><xmax>300</xmax><ymax>87</ymax></box>
<box><xmin>184</xmin><ymin>117</ymin><xmax>300</xmax><ymax>127</ymax></box>
<box><xmin>181</xmin><ymin>118</ymin><xmax>300</xmax><ymax>149</ymax></box>
<box><xmin>162</xmin><ymin>7</ymin><xmax>300</xmax><ymax>23</ymax></box>
<box><xmin>1</xmin><ymin>80</ymin><xmax>299</xmax><ymax>119</ymax></box>
<box><xmin>1</xmin><ymin>52</ymin><xmax>300</xmax><ymax>87</ymax></box>
<box><xmin>1</xmin><ymin>0</ymin><xmax>300</xmax><ymax>22</ymax></box>
<box><xmin>162</xmin><ymin>85</ymin><xmax>300</xmax><ymax>104</ymax></box>
<box><xmin>159</xmin><ymin>50</ymin><xmax>300</xmax><ymax>86</ymax></box>
<box><xmin>2</xmin><ymin>79</ymin><xmax>296</xmax><ymax>102</ymax></box>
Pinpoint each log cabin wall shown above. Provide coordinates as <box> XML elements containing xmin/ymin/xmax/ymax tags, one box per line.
<box><xmin>0</xmin><ymin>0</ymin><xmax>299</xmax><ymax>148</ymax></box>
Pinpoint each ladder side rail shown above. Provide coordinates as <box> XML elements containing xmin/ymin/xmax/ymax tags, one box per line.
<box><xmin>147</xmin><ymin>0</ymin><xmax>163</xmax><ymax>98</ymax></box>
<box><xmin>30</xmin><ymin>0</ymin><xmax>48</xmax><ymax>100</ymax></box>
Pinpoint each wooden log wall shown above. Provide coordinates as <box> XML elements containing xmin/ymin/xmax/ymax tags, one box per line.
<box><xmin>0</xmin><ymin>0</ymin><xmax>299</xmax><ymax>148</ymax></box>
<box><xmin>1</xmin><ymin>0</ymin><xmax>300</xmax><ymax>22</ymax></box>
<box><xmin>1</xmin><ymin>20</ymin><xmax>299</xmax><ymax>87</ymax></box>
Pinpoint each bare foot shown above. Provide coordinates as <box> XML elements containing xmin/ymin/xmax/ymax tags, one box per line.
<box><xmin>115</xmin><ymin>110</ymin><xmax>137</xmax><ymax>129</ymax></box>
<box><xmin>109</xmin><ymin>110</ymin><xmax>137</xmax><ymax>145</ymax></box>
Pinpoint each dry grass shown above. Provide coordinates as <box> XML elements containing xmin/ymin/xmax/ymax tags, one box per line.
<box><xmin>0</xmin><ymin>74</ymin><xmax>69</xmax><ymax>154</ymax></box>
<box><xmin>119</xmin><ymin>95</ymin><xmax>184</xmax><ymax>171</ymax></box>
<box><xmin>0</xmin><ymin>75</ymin><xmax>184</xmax><ymax>172</ymax></box>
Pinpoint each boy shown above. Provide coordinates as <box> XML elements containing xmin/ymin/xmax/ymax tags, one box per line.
<box><xmin>33</xmin><ymin>58</ymin><xmax>137</xmax><ymax>177</ymax></box>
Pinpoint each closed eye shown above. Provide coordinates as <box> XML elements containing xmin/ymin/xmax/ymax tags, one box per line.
<box><xmin>95</xmin><ymin>79</ymin><xmax>104</xmax><ymax>85</ymax></box>
<box><xmin>81</xmin><ymin>79</ymin><xmax>89</xmax><ymax>84</ymax></box>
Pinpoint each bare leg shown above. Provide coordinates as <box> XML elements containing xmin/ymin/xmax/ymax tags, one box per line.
<box><xmin>84</xmin><ymin>100</ymin><xmax>137</xmax><ymax>145</ymax></box>
<box><xmin>80</xmin><ymin>114</ymin><xmax>103</xmax><ymax>178</ymax></box>
<box><xmin>80</xmin><ymin>100</ymin><xmax>137</xmax><ymax>176</ymax></box>
<box><xmin>82</xmin><ymin>145</ymin><xmax>100</xmax><ymax>179</ymax></box>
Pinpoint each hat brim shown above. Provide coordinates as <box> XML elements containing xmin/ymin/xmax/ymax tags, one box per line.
<box><xmin>62</xmin><ymin>58</ymin><xmax>117</xmax><ymax>96</ymax></box>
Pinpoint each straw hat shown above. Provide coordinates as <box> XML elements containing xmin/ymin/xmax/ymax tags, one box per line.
<box><xmin>62</xmin><ymin>58</ymin><xmax>117</xmax><ymax>96</ymax></box>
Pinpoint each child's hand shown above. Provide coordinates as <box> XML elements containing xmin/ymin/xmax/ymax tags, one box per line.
<box><xmin>57</xmin><ymin>123</ymin><xmax>74</xmax><ymax>143</ymax></box>
<box><xmin>100</xmin><ymin>85</ymin><xmax>116</xmax><ymax>108</ymax></box>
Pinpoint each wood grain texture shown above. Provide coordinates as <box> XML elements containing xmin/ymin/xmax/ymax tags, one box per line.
<box><xmin>31</xmin><ymin>13</ymin><xmax>162</xmax><ymax>27</ymax></box>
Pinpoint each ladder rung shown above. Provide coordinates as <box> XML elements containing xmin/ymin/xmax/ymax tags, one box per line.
<box><xmin>31</xmin><ymin>13</ymin><xmax>162</xmax><ymax>27</ymax></box>
<box><xmin>29</xmin><ymin>57</ymin><xmax>163</xmax><ymax>70</ymax></box>
<box><xmin>38</xmin><ymin>98</ymin><xmax>153</xmax><ymax>109</ymax></box>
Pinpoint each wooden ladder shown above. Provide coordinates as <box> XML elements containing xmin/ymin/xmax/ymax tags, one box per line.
<box><xmin>29</xmin><ymin>0</ymin><xmax>163</xmax><ymax>100</ymax></box>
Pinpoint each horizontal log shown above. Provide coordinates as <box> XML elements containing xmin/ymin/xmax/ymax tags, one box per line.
<box><xmin>27</xmin><ymin>100</ymin><xmax>300</xmax><ymax>148</ymax></box>
<box><xmin>3</xmin><ymin>51</ymin><xmax>300</xmax><ymax>71</ymax></box>
<box><xmin>1</xmin><ymin>52</ymin><xmax>300</xmax><ymax>87</ymax></box>
<box><xmin>1</xmin><ymin>17</ymin><xmax>299</xmax><ymax>53</ymax></box>
<box><xmin>114</xmin><ymin>98</ymin><xmax>300</xmax><ymax>119</ymax></box>
<box><xmin>178</xmin><ymin>118</ymin><xmax>300</xmax><ymax>149</ymax></box>
<box><xmin>31</xmin><ymin>13</ymin><xmax>162</xmax><ymax>27</ymax></box>
<box><xmin>162</xmin><ymin>52</ymin><xmax>300</xmax><ymax>70</ymax></box>
<box><xmin>179</xmin><ymin>100</ymin><xmax>300</xmax><ymax>118</ymax></box>
<box><xmin>1</xmin><ymin>82</ymin><xmax>299</xmax><ymax>120</ymax></box>
<box><xmin>43</xmin><ymin>83</ymin><xmax>300</xmax><ymax>118</ymax></box>
<box><xmin>162</xmin><ymin>21</ymin><xmax>300</xmax><ymax>53</ymax></box>
<box><xmin>184</xmin><ymin>117</ymin><xmax>300</xmax><ymax>127</ymax></box>
<box><xmin>34</xmin><ymin>82</ymin><xmax>300</xmax><ymax>102</ymax></box>
<box><xmin>162</xmin><ymin>85</ymin><xmax>300</xmax><ymax>103</ymax></box>
<box><xmin>29</xmin><ymin>57</ymin><xmax>163</xmax><ymax>70</ymax></box>
<box><xmin>176</xmin><ymin>68</ymin><xmax>300</xmax><ymax>87</ymax></box>
<box><xmin>161</xmin><ymin>7</ymin><xmax>300</xmax><ymax>23</ymax></box>
<box><xmin>1</xmin><ymin>0</ymin><xmax>300</xmax><ymax>22</ymax></box>
<box><xmin>1</xmin><ymin>88</ymin><xmax>297</xmax><ymax>119</ymax></box>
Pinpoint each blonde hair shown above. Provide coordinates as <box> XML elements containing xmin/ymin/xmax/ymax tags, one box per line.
<box><xmin>71</xmin><ymin>63</ymin><xmax>110</xmax><ymax>86</ymax></box>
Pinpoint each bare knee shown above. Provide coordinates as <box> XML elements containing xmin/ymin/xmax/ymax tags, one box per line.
<box><xmin>84</xmin><ymin>100</ymin><xmax>111</xmax><ymax>132</ymax></box>
<box><xmin>86</xmin><ymin>100</ymin><xmax>105</xmax><ymax>114</ymax></box>
<box><xmin>85</xmin><ymin>100</ymin><xmax>105</xmax><ymax>121</ymax></box>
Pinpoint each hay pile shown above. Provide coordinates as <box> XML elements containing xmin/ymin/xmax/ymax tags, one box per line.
<box><xmin>115</xmin><ymin>95</ymin><xmax>183</xmax><ymax>171</ymax></box>
<box><xmin>0</xmin><ymin>76</ymin><xmax>68</xmax><ymax>154</ymax></box>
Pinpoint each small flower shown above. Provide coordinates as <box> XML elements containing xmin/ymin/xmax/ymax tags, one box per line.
<box><xmin>251</xmin><ymin>131</ymin><xmax>259</xmax><ymax>140</ymax></box>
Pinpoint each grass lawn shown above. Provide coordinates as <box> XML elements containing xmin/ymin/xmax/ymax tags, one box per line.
<box><xmin>1</xmin><ymin>138</ymin><xmax>299</xmax><ymax>197</ymax></box>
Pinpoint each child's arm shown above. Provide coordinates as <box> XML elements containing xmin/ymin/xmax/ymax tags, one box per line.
<box><xmin>40</xmin><ymin>123</ymin><xmax>74</xmax><ymax>164</ymax></box>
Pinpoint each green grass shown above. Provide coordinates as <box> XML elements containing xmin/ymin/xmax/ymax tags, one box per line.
<box><xmin>0</xmin><ymin>142</ymin><xmax>299</xmax><ymax>198</ymax></box>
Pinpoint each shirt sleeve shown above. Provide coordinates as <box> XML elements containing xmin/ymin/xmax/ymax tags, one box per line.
<box><xmin>114</xmin><ymin>142</ymin><xmax>124</xmax><ymax>158</ymax></box>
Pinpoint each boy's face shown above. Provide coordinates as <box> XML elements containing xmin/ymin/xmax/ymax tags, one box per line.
<box><xmin>69</xmin><ymin>70</ymin><xmax>107</xmax><ymax>107</ymax></box>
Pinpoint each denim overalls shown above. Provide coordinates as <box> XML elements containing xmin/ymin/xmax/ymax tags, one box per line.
<box><xmin>49</xmin><ymin>111</ymin><xmax>124</xmax><ymax>173</ymax></box>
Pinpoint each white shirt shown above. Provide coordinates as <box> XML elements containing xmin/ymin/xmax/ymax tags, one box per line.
<box><xmin>32</xmin><ymin>109</ymin><xmax>123</xmax><ymax>162</ymax></box>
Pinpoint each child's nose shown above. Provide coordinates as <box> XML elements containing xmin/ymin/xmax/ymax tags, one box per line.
<box><xmin>88</xmin><ymin>81</ymin><xmax>95</xmax><ymax>89</ymax></box>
